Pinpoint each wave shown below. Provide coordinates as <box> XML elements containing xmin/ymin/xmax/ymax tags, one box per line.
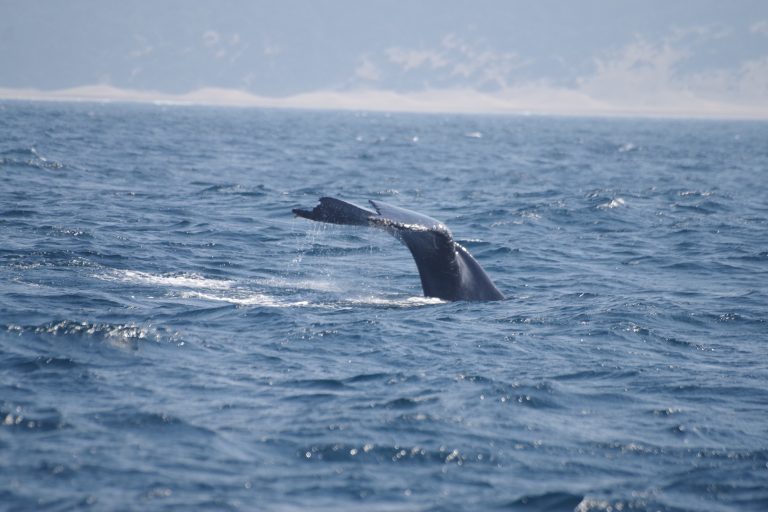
<box><xmin>505</xmin><ymin>491</ymin><xmax>585</xmax><ymax>511</ymax></box>
<box><xmin>597</xmin><ymin>197</ymin><xmax>626</xmax><ymax>209</ymax></box>
<box><xmin>1</xmin><ymin>405</ymin><xmax>67</xmax><ymax>432</ymax></box>
<box><xmin>296</xmin><ymin>441</ymin><xmax>495</xmax><ymax>466</ymax></box>
<box><xmin>0</xmin><ymin>147</ymin><xmax>65</xmax><ymax>170</ymax></box>
<box><xmin>5</xmin><ymin>319</ymin><xmax>177</xmax><ymax>345</ymax></box>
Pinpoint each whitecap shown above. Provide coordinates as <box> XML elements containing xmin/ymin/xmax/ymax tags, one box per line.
<box><xmin>597</xmin><ymin>198</ymin><xmax>626</xmax><ymax>209</ymax></box>
<box><xmin>618</xmin><ymin>142</ymin><xmax>637</xmax><ymax>153</ymax></box>
<box><xmin>678</xmin><ymin>190</ymin><xmax>712</xmax><ymax>197</ymax></box>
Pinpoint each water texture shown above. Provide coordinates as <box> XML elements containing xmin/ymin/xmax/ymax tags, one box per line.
<box><xmin>1</xmin><ymin>101</ymin><xmax>767</xmax><ymax>511</ymax></box>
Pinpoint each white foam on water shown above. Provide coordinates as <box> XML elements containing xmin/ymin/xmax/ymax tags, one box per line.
<box><xmin>99</xmin><ymin>270</ymin><xmax>234</xmax><ymax>290</ymax></box>
<box><xmin>99</xmin><ymin>269</ymin><xmax>443</xmax><ymax>309</ymax></box>
<box><xmin>618</xmin><ymin>142</ymin><xmax>637</xmax><ymax>153</ymax></box>
<box><xmin>345</xmin><ymin>295</ymin><xmax>445</xmax><ymax>307</ymax></box>
<box><xmin>179</xmin><ymin>290</ymin><xmax>441</xmax><ymax>309</ymax></box>
<box><xmin>179</xmin><ymin>291</ymin><xmax>310</xmax><ymax>308</ymax></box>
<box><xmin>598</xmin><ymin>197</ymin><xmax>626</xmax><ymax>209</ymax></box>
<box><xmin>255</xmin><ymin>277</ymin><xmax>341</xmax><ymax>292</ymax></box>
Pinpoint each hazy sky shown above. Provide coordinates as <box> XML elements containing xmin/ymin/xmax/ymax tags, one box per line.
<box><xmin>2</xmin><ymin>1</ymin><xmax>767</xmax><ymax>117</ymax></box>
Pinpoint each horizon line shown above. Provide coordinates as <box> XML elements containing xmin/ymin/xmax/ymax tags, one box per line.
<box><xmin>1</xmin><ymin>84</ymin><xmax>767</xmax><ymax>122</ymax></box>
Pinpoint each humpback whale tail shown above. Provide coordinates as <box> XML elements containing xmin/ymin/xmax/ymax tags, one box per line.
<box><xmin>293</xmin><ymin>197</ymin><xmax>504</xmax><ymax>302</ymax></box>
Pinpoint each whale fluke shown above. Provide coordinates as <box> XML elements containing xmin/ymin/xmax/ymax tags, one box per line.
<box><xmin>293</xmin><ymin>197</ymin><xmax>504</xmax><ymax>301</ymax></box>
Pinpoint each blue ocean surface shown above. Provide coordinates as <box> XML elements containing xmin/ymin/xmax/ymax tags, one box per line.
<box><xmin>1</xmin><ymin>101</ymin><xmax>767</xmax><ymax>511</ymax></box>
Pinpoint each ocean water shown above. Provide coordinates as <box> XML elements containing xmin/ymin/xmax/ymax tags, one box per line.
<box><xmin>1</xmin><ymin>101</ymin><xmax>767</xmax><ymax>512</ymax></box>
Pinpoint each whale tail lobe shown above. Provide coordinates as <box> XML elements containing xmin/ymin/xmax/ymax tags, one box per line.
<box><xmin>292</xmin><ymin>197</ymin><xmax>373</xmax><ymax>226</ymax></box>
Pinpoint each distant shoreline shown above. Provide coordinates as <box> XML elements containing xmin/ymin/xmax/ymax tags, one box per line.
<box><xmin>2</xmin><ymin>85</ymin><xmax>766</xmax><ymax>121</ymax></box>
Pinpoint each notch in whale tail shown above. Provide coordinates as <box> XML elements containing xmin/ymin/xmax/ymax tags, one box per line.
<box><xmin>293</xmin><ymin>197</ymin><xmax>504</xmax><ymax>302</ymax></box>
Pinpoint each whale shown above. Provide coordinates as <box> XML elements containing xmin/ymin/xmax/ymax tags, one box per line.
<box><xmin>292</xmin><ymin>197</ymin><xmax>504</xmax><ymax>301</ymax></box>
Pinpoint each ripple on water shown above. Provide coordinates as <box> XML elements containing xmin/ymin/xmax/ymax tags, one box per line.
<box><xmin>89</xmin><ymin>407</ymin><xmax>210</xmax><ymax>434</ymax></box>
<box><xmin>8</xmin><ymin>354</ymin><xmax>80</xmax><ymax>373</ymax></box>
<box><xmin>196</xmin><ymin>183</ymin><xmax>270</xmax><ymax>197</ymax></box>
<box><xmin>505</xmin><ymin>492</ymin><xmax>585</xmax><ymax>511</ymax></box>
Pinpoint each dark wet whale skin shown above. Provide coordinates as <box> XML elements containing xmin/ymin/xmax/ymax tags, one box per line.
<box><xmin>293</xmin><ymin>197</ymin><xmax>505</xmax><ymax>301</ymax></box>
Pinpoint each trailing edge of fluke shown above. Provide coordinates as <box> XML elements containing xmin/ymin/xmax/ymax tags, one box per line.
<box><xmin>292</xmin><ymin>197</ymin><xmax>504</xmax><ymax>301</ymax></box>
